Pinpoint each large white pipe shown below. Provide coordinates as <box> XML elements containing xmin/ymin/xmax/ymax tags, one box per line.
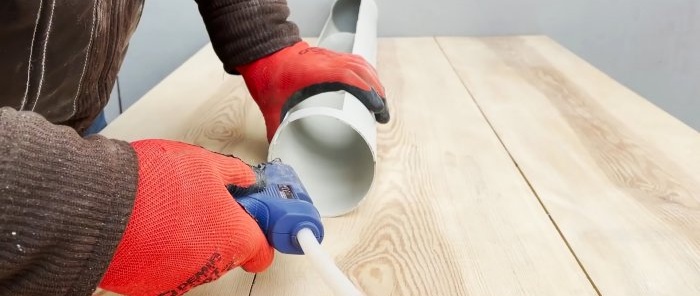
<box><xmin>268</xmin><ymin>0</ymin><xmax>379</xmax><ymax>217</ymax></box>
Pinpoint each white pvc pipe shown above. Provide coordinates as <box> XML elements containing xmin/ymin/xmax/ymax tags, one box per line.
<box><xmin>268</xmin><ymin>0</ymin><xmax>380</xmax><ymax>217</ymax></box>
<box><xmin>296</xmin><ymin>228</ymin><xmax>363</xmax><ymax>296</ymax></box>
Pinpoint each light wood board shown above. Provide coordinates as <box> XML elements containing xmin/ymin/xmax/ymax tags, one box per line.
<box><xmin>248</xmin><ymin>38</ymin><xmax>593</xmax><ymax>296</ymax></box>
<box><xmin>98</xmin><ymin>37</ymin><xmax>598</xmax><ymax>295</ymax></box>
<box><xmin>438</xmin><ymin>36</ymin><xmax>700</xmax><ymax>295</ymax></box>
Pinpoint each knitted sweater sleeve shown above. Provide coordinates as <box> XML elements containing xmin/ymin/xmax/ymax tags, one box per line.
<box><xmin>0</xmin><ymin>107</ymin><xmax>138</xmax><ymax>295</ymax></box>
<box><xmin>194</xmin><ymin>0</ymin><xmax>302</xmax><ymax>73</ymax></box>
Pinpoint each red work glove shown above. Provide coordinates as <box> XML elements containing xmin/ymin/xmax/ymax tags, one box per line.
<box><xmin>99</xmin><ymin>139</ymin><xmax>273</xmax><ymax>296</ymax></box>
<box><xmin>237</xmin><ymin>41</ymin><xmax>390</xmax><ymax>141</ymax></box>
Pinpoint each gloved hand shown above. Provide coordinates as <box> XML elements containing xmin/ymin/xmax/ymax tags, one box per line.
<box><xmin>237</xmin><ymin>41</ymin><xmax>390</xmax><ymax>141</ymax></box>
<box><xmin>99</xmin><ymin>139</ymin><xmax>273</xmax><ymax>296</ymax></box>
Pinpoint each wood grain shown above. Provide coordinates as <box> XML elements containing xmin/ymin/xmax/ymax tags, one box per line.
<box><xmin>248</xmin><ymin>38</ymin><xmax>594</xmax><ymax>296</ymax></box>
<box><xmin>98</xmin><ymin>37</ymin><xmax>596</xmax><ymax>295</ymax></box>
<box><xmin>101</xmin><ymin>44</ymin><xmax>268</xmax><ymax>164</ymax></box>
<box><xmin>438</xmin><ymin>36</ymin><xmax>700</xmax><ymax>295</ymax></box>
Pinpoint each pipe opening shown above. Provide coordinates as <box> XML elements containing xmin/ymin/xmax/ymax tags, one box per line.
<box><xmin>318</xmin><ymin>0</ymin><xmax>360</xmax><ymax>53</ymax></box>
<box><xmin>331</xmin><ymin>0</ymin><xmax>360</xmax><ymax>33</ymax></box>
<box><xmin>270</xmin><ymin>114</ymin><xmax>374</xmax><ymax>217</ymax></box>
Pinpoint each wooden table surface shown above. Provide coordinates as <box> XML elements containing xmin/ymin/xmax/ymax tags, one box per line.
<box><xmin>99</xmin><ymin>37</ymin><xmax>700</xmax><ymax>296</ymax></box>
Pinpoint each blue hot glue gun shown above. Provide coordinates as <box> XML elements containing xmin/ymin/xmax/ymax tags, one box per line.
<box><xmin>230</xmin><ymin>159</ymin><xmax>324</xmax><ymax>255</ymax></box>
<box><xmin>231</xmin><ymin>160</ymin><xmax>362</xmax><ymax>294</ymax></box>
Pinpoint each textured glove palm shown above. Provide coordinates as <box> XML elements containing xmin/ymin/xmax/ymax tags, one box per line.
<box><xmin>99</xmin><ymin>139</ymin><xmax>273</xmax><ymax>296</ymax></box>
<box><xmin>237</xmin><ymin>41</ymin><xmax>390</xmax><ymax>141</ymax></box>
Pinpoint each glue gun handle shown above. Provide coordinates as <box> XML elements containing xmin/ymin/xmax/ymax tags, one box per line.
<box><xmin>235</xmin><ymin>195</ymin><xmax>271</xmax><ymax>236</ymax></box>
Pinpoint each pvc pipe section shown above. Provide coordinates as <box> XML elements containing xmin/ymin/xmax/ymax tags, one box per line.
<box><xmin>297</xmin><ymin>228</ymin><xmax>363</xmax><ymax>296</ymax></box>
<box><xmin>268</xmin><ymin>0</ymin><xmax>380</xmax><ymax>217</ymax></box>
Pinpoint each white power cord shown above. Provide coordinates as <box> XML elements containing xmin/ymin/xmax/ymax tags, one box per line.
<box><xmin>296</xmin><ymin>228</ymin><xmax>363</xmax><ymax>296</ymax></box>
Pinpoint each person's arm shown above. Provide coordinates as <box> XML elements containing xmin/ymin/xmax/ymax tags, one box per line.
<box><xmin>194</xmin><ymin>0</ymin><xmax>390</xmax><ymax>141</ymax></box>
<box><xmin>0</xmin><ymin>107</ymin><xmax>138</xmax><ymax>295</ymax></box>
<box><xmin>0</xmin><ymin>107</ymin><xmax>274</xmax><ymax>295</ymax></box>
<box><xmin>194</xmin><ymin>0</ymin><xmax>301</xmax><ymax>73</ymax></box>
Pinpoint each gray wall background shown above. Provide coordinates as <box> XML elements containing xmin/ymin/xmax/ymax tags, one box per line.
<box><xmin>107</xmin><ymin>0</ymin><xmax>700</xmax><ymax>130</ymax></box>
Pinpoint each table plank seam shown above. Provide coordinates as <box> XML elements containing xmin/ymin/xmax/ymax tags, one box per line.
<box><xmin>248</xmin><ymin>274</ymin><xmax>256</xmax><ymax>296</ymax></box>
<box><xmin>433</xmin><ymin>36</ymin><xmax>603</xmax><ymax>296</ymax></box>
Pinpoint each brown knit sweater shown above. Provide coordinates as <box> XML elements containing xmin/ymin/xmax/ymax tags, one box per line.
<box><xmin>0</xmin><ymin>0</ymin><xmax>300</xmax><ymax>295</ymax></box>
